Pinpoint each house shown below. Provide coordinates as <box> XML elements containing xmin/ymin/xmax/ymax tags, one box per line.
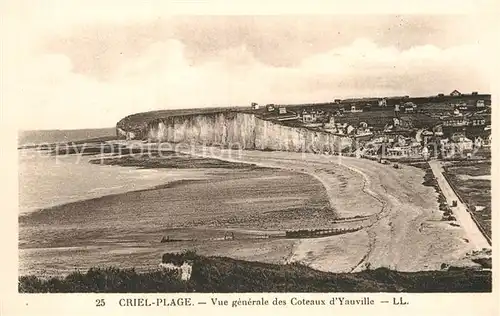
<box><xmin>442</xmin><ymin>116</ymin><xmax>468</xmax><ymax>127</ymax></box>
<box><xmin>394</xmin><ymin>104</ymin><xmax>401</xmax><ymax>112</ymax></box>
<box><xmin>378</xmin><ymin>98</ymin><xmax>387</xmax><ymax>107</ymax></box>
<box><xmin>251</xmin><ymin>102</ymin><xmax>260</xmax><ymax>110</ymax></box>
<box><xmin>350</xmin><ymin>105</ymin><xmax>363</xmax><ymax>113</ymax></box>
<box><xmin>266</xmin><ymin>104</ymin><xmax>275</xmax><ymax>112</ymax></box>
<box><xmin>355</xmin><ymin>130</ymin><xmax>374</xmax><ymax>141</ymax></box>
<box><xmin>454</xmin><ymin>102</ymin><xmax>470</xmax><ymax>111</ymax></box>
<box><xmin>456</xmin><ymin>137</ymin><xmax>473</xmax><ymax>152</ymax></box>
<box><xmin>404</xmin><ymin>106</ymin><xmax>415</xmax><ymax>113</ymax></box>
<box><xmin>386</xmin><ymin>145</ymin><xmax>420</xmax><ymax>158</ymax></box>
<box><xmin>346</xmin><ymin>125</ymin><xmax>356</xmax><ymax>134</ymax></box>
<box><xmin>421</xmin><ymin>130</ymin><xmax>434</xmax><ymax>145</ymax></box>
<box><xmin>440</xmin><ymin>139</ymin><xmax>454</xmax><ymax>158</ymax></box>
<box><xmin>324</xmin><ymin>116</ymin><xmax>336</xmax><ymax>128</ymax></box>
<box><xmin>474</xmin><ymin>136</ymin><xmax>484</xmax><ymax>148</ymax></box>
<box><xmin>451</xmin><ymin>133</ymin><xmax>473</xmax><ymax>151</ymax></box>
<box><xmin>484</xmin><ymin>134</ymin><xmax>492</xmax><ymax>147</ymax></box>
<box><xmin>159</xmin><ymin>261</ymin><xmax>193</xmax><ymax>281</ymax></box>
<box><xmin>450</xmin><ymin>89</ymin><xmax>462</xmax><ymax>97</ymax></box>
<box><xmin>476</xmin><ymin>100</ymin><xmax>485</xmax><ymax>108</ymax></box>
<box><xmin>422</xmin><ymin>146</ymin><xmax>430</xmax><ymax>160</ymax></box>
<box><xmin>470</xmin><ymin>115</ymin><xmax>486</xmax><ymax>126</ymax></box>
<box><xmin>278</xmin><ymin>106</ymin><xmax>287</xmax><ymax>114</ymax></box>
<box><xmin>302</xmin><ymin>111</ymin><xmax>317</xmax><ymax>123</ymax></box>
<box><xmin>315</xmin><ymin>110</ymin><xmax>326</xmax><ymax>119</ymax></box>
<box><xmin>401</xmin><ymin>102</ymin><xmax>416</xmax><ymax>113</ymax></box>
<box><xmin>395</xmin><ymin>135</ymin><xmax>409</xmax><ymax>147</ymax></box>
<box><xmin>433</xmin><ymin>124</ymin><xmax>444</xmax><ymax>136</ymax></box>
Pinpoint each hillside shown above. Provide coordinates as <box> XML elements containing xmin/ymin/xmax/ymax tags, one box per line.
<box><xmin>19</xmin><ymin>253</ymin><xmax>491</xmax><ymax>293</ymax></box>
<box><xmin>117</xmin><ymin>106</ymin><xmax>248</xmax><ymax>139</ymax></box>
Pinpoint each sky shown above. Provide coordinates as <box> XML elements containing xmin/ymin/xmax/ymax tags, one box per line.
<box><xmin>2</xmin><ymin>1</ymin><xmax>496</xmax><ymax>130</ymax></box>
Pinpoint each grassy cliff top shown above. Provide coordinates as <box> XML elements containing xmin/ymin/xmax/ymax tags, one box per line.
<box><xmin>116</xmin><ymin>106</ymin><xmax>248</xmax><ymax>134</ymax></box>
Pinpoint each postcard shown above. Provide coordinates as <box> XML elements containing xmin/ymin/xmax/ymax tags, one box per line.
<box><xmin>1</xmin><ymin>1</ymin><xmax>498</xmax><ymax>315</ymax></box>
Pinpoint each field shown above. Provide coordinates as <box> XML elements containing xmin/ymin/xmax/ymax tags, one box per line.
<box><xmin>334</xmin><ymin>111</ymin><xmax>438</xmax><ymax>129</ymax></box>
<box><xmin>442</xmin><ymin>161</ymin><xmax>491</xmax><ymax>238</ymax></box>
<box><xmin>272</xmin><ymin>109</ymin><xmax>438</xmax><ymax>131</ymax></box>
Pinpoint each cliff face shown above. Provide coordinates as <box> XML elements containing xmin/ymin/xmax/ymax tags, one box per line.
<box><xmin>141</xmin><ymin>112</ymin><xmax>352</xmax><ymax>153</ymax></box>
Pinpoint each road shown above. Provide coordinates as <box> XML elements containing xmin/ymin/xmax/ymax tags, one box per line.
<box><xmin>428</xmin><ymin>160</ymin><xmax>491</xmax><ymax>250</ymax></box>
<box><xmin>173</xmin><ymin>146</ymin><xmax>476</xmax><ymax>272</ymax></box>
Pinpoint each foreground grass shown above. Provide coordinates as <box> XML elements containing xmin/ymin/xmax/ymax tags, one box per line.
<box><xmin>19</xmin><ymin>253</ymin><xmax>491</xmax><ymax>293</ymax></box>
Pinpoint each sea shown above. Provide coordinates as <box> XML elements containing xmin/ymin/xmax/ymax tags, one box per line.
<box><xmin>18</xmin><ymin>128</ymin><xmax>330</xmax><ymax>276</ymax></box>
<box><xmin>18</xmin><ymin>128</ymin><xmax>198</xmax><ymax>213</ymax></box>
<box><xmin>18</xmin><ymin>128</ymin><xmax>117</xmax><ymax>146</ymax></box>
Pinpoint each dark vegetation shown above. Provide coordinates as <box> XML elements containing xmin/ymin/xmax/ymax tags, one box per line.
<box><xmin>50</xmin><ymin>143</ymin><xmax>138</xmax><ymax>156</ymax></box>
<box><xmin>29</xmin><ymin>139</ymin><xmax>255</xmax><ymax>169</ymax></box>
<box><xmin>285</xmin><ymin>227</ymin><xmax>361</xmax><ymax>238</ymax></box>
<box><xmin>88</xmin><ymin>151</ymin><xmax>255</xmax><ymax>169</ymax></box>
<box><xmin>19</xmin><ymin>252</ymin><xmax>491</xmax><ymax>293</ymax></box>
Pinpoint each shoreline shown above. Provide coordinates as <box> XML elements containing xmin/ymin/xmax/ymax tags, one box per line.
<box><xmin>19</xmin><ymin>148</ymin><xmax>335</xmax><ymax>276</ymax></box>
<box><xmin>19</xmin><ymin>141</ymin><xmax>487</xmax><ymax>277</ymax></box>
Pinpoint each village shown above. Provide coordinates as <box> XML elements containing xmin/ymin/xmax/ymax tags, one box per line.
<box><xmin>250</xmin><ymin>90</ymin><xmax>491</xmax><ymax>161</ymax></box>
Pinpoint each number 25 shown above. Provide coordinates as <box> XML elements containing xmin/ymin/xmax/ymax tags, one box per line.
<box><xmin>96</xmin><ymin>299</ymin><xmax>105</xmax><ymax>307</ymax></box>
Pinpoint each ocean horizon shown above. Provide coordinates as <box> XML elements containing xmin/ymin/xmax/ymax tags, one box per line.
<box><xmin>18</xmin><ymin>127</ymin><xmax>117</xmax><ymax>146</ymax></box>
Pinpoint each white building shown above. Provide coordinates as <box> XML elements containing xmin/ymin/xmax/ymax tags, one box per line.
<box><xmin>474</xmin><ymin>136</ymin><xmax>484</xmax><ymax>148</ymax></box>
<box><xmin>422</xmin><ymin>147</ymin><xmax>430</xmax><ymax>160</ymax></box>
<box><xmin>302</xmin><ymin>112</ymin><xmax>317</xmax><ymax>123</ymax></box>
<box><xmin>350</xmin><ymin>105</ymin><xmax>363</xmax><ymax>113</ymax></box>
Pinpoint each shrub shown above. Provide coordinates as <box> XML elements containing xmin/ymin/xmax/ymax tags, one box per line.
<box><xmin>19</xmin><ymin>253</ymin><xmax>492</xmax><ymax>293</ymax></box>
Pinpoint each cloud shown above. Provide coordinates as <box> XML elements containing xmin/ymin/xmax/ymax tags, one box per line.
<box><xmin>2</xmin><ymin>13</ymin><xmax>490</xmax><ymax>130</ymax></box>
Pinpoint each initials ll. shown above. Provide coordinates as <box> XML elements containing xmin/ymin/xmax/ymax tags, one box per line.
<box><xmin>393</xmin><ymin>297</ymin><xmax>409</xmax><ymax>305</ymax></box>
